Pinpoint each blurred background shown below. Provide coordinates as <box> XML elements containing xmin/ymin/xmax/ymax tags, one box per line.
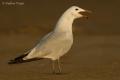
<box><xmin>0</xmin><ymin>0</ymin><xmax>120</xmax><ymax>80</ymax></box>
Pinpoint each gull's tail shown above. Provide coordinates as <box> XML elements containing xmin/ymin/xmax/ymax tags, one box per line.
<box><xmin>8</xmin><ymin>51</ymin><xmax>42</xmax><ymax>64</ymax></box>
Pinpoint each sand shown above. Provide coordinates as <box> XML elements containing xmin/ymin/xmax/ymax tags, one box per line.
<box><xmin>0</xmin><ymin>0</ymin><xmax>120</xmax><ymax>80</ymax></box>
<box><xmin>0</xmin><ymin>34</ymin><xmax>120</xmax><ymax>80</ymax></box>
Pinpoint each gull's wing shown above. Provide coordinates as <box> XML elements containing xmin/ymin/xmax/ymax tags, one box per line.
<box><xmin>24</xmin><ymin>31</ymin><xmax>71</xmax><ymax>60</ymax></box>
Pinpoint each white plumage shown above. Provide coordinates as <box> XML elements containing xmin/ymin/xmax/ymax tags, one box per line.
<box><xmin>9</xmin><ymin>6</ymin><xmax>91</xmax><ymax>74</ymax></box>
<box><xmin>23</xmin><ymin>6</ymin><xmax>86</xmax><ymax>60</ymax></box>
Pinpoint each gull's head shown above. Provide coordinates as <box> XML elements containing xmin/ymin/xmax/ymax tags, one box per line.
<box><xmin>66</xmin><ymin>6</ymin><xmax>91</xmax><ymax>19</ymax></box>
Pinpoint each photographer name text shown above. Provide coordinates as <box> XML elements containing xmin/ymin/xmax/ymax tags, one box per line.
<box><xmin>1</xmin><ymin>1</ymin><xmax>24</xmax><ymax>6</ymax></box>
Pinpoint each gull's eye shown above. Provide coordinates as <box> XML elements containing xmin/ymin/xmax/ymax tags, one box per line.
<box><xmin>75</xmin><ymin>8</ymin><xmax>78</xmax><ymax>11</ymax></box>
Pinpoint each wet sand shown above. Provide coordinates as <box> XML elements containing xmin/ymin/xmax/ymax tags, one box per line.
<box><xmin>0</xmin><ymin>34</ymin><xmax>120</xmax><ymax>80</ymax></box>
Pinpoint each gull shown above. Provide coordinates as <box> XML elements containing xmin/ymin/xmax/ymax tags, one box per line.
<box><xmin>8</xmin><ymin>6</ymin><xmax>91</xmax><ymax>74</ymax></box>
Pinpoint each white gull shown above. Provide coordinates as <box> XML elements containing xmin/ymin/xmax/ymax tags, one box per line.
<box><xmin>8</xmin><ymin>6</ymin><xmax>91</xmax><ymax>74</ymax></box>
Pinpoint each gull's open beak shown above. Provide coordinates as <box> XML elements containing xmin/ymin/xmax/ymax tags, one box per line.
<box><xmin>79</xmin><ymin>10</ymin><xmax>92</xmax><ymax>19</ymax></box>
<box><xmin>85</xmin><ymin>10</ymin><xmax>92</xmax><ymax>13</ymax></box>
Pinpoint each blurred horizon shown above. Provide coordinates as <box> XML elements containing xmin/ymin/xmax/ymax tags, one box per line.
<box><xmin>0</xmin><ymin>0</ymin><xmax>120</xmax><ymax>35</ymax></box>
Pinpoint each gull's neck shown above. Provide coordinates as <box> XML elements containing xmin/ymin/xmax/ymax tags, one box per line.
<box><xmin>54</xmin><ymin>12</ymin><xmax>74</xmax><ymax>33</ymax></box>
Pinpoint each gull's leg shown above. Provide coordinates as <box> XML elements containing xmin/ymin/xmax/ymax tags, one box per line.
<box><xmin>52</xmin><ymin>60</ymin><xmax>55</xmax><ymax>74</ymax></box>
<box><xmin>57</xmin><ymin>58</ymin><xmax>62</xmax><ymax>73</ymax></box>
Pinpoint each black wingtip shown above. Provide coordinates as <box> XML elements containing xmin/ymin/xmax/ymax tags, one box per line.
<box><xmin>8</xmin><ymin>50</ymin><xmax>32</xmax><ymax>64</ymax></box>
<box><xmin>8</xmin><ymin>60</ymin><xmax>17</xmax><ymax>64</ymax></box>
<box><xmin>8</xmin><ymin>58</ymin><xmax>44</xmax><ymax>64</ymax></box>
<box><xmin>8</xmin><ymin>59</ymin><xmax>24</xmax><ymax>64</ymax></box>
